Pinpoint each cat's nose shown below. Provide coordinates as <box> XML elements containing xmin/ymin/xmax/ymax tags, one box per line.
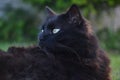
<box><xmin>38</xmin><ymin>30</ymin><xmax>51</xmax><ymax>41</ymax></box>
<box><xmin>39</xmin><ymin>34</ymin><xmax>48</xmax><ymax>41</ymax></box>
<box><xmin>39</xmin><ymin>35</ymin><xmax>45</xmax><ymax>41</ymax></box>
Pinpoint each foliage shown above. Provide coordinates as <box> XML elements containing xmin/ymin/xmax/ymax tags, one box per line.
<box><xmin>23</xmin><ymin>0</ymin><xmax>120</xmax><ymax>16</ymax></box>
<box><xmin>97</xmin><ymin>28</ymin><xmax>120</xmax><ymax>51</ymax></box>
<box><xmin>0</xmin><ymin>5</ymin><xmax>39</xmax><ymax>42</ymax></box>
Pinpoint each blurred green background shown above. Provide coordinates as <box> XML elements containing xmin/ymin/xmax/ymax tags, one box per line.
<box><xmin>0</xmin><ymin>0</ymin><xmax>120</xmax><ymax>80</ymax></box>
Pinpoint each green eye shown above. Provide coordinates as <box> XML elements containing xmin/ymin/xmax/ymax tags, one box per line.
<box><xmin>53</xmin><ymin>29</ymin><xmax>60</xmax><ymax>34</ymax></box>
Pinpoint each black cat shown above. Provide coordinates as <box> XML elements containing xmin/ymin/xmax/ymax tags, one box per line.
<box><xmin>38</xmin><ymin>4</ymin><xmax>111</xmax><ymax>80</ymax></box>
<box><xmin>0</xmin><ymin>4</ymin><xmax>111</xmax><ymax>80</ymax></box>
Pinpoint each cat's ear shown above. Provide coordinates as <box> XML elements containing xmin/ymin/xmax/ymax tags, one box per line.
<box><xmin>45</xmin><ymin>6</ymin><xmax>56</xmax><ymax>17</ymax></box>
<box><xmin>66</xmin><ymin>4</ymin><xmax>83</xmax><ymax>24</ymax></box>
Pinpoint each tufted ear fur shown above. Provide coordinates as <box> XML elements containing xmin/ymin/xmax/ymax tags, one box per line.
<box><xmin>45</xmin><ymin>6</ymin><xmax>56</xmax><ymax>17</ymax></box>
<box><xmin>66</xmin><ymin>4</ymin><xmax>83</xmax><ymax>24</ymax></box>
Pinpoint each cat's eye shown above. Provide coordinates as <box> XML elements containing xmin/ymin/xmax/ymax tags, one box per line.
<box><xmin>41</xmin><ymin>30</ymin><xmax>44</xmax><ymax>32</ymax></box>
<box><xmin>53</xmin><ymin>29</ymin><xmax>60</xmax><ymax>34</ymax></box>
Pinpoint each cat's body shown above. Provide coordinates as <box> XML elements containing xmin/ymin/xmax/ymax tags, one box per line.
<box><xmin>38</xmin><ymin>5</ymin><xmax>111</xmax><ymax>80</ymax></box>
<box><xmin>0</xmin><ymin>5</ymin><xmax>111</xmax><ymax>80</ymax></box>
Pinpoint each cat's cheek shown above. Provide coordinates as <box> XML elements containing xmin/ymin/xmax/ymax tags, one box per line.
<box><xmin>46</xmin><ymin>40</ymin><xmax>56</xmax><ymax>48</ymax></box>
<box><xmin>40</xmin><ymin>38</ymin><xmax>57</xmax><ymax>50</ymax></box>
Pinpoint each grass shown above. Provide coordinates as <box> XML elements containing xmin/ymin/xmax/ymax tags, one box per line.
<box><xmin>109</xmin><ymin>53</ymin><xmax>120</xmax><ymax>80</ymax></box>
<box><xmin>0</xmin><ymin>42</ymin><xmax>37</xmax><ymax>51</ymax></box>
<box><xmin>0</xmin><ymin>42</ymin><xmax>120</xmax><ymax>80</ymax></box>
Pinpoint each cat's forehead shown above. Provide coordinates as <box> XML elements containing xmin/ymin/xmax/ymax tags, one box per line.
<box><xmin>47</xmin><ymin>16</ymin><xmax>58</xmax><ymax>24</ymax></box>
<box><xmin>45</xmin><ymin>14</ymin><xmax>65</xmax><ymax>24</ymax></box>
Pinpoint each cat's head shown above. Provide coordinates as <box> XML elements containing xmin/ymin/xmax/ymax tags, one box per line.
<box><xmin>38</xmin><ymin>4</ymin><xmax>95</xmax><ymax>55</ymax></box>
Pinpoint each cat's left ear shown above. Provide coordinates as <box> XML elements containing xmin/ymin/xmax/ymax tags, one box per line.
<box><xmin>45</xmin><ymin>6</ymin><xmax>56</xmax><ymax>17</ymax></box>
<box><xmin>66</xmin><ymin>4</ymin><xmax>83</xmax><ymax>24</ymax></box>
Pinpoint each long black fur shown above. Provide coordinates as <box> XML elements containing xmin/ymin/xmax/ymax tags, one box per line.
<box><xmin>0</xmin><ymin>5</ymin><xmax>111</xmax><ymax>80</ymax></box>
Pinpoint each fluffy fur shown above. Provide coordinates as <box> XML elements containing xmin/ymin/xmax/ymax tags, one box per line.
<box><xmin>0</xmin><ymin>4</ymin><xmax>111</xmax><ymax>80</ymax></box>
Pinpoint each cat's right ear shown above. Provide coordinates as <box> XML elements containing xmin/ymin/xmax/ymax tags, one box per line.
<box><xmin>45</xmin><ymin>6</ymin><xmax>56</xmax><ymax>17</ymax></box>
<box><xmin>65</xmin><ymin>4</ymin><xmax>83</xmax><ymax>24</ymax></box>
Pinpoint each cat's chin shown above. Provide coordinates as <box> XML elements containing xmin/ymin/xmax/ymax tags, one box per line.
<box><xmin>40</xmin><ymin>43</ymin><xmax>73</xmax><ymax>53</ymax></box>
<box><xmin>39</xmin><ymin>43</ymin><xmax>81</xmax><ymax>62</ymax></box>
